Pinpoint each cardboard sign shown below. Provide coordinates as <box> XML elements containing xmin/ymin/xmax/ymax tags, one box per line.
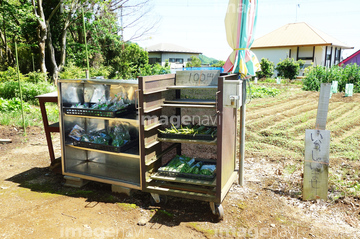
<box><xmin>175</xmin><ymin>70</ymin><xmax>220</xmax><ymax>86</ymax></box>
<box><xmin>303</xmin><ymin>129</ymin><xmax>330</xmax><ymax>200</ymax></box>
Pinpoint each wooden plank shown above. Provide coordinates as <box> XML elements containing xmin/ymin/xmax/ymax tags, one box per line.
<box><xmin>141</xmin><ymin>74</ymin><xmax>175</xmax><ymax>83</ymax></box>
<box><xmin>167</xmin><ymin>86</ymin><xmax>218</xmax><ymax>90</ymax></box>
<box><xmin>145</xmin><ymin>140</ymin><xmax>160</xmax><ymax>149</ymax></box>
<box><xmin>0</xmin><ymin>139</ymin><xmax>12</xmax><ymax>143</ymax></box>
<box><xmin>175</xmin><ymin>70</ymin><xmax>220</xmax><ymax>86</ymax></box>
<box><xmin>221</xmin><ymin>171</ymin><xmax>238</xmax><ymax>202</ymax></box>
<box><xmin>143</xmin><ymin>106</ymin><xmax>162</xmax><ymax>113</ymax></box>
<box><xmin>303</xmin><ymin>129</ymin><xmax>330</xmax><ymax>200</ymax></box>
<box><xmin>162</xmin><ymin>103</ymin><xmax>215</xmax><ymax>108</ymax></box>
<box><xmin>164</xmin><ymin>99</ymin><xmax>216</xmax><ymax>105</ymax></box>
<box><xmin>144</xmin><ymin>123</ymin><xmax>161</xmax><ymax>131</ymax></box>
<box><xmin>315</xmin><ymin>83</ymin><xmax>331</xmax><ymax>130</ymax></box>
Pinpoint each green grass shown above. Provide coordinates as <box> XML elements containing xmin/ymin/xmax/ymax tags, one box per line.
<box><xmin>249</xmin><ymin>85</ymin><xmax>282</xmax><ymax>98</ymax></box>
<box><xmin>0</xmin><ymin>103</ymin><xmax>59</xmax><ymax>128</ymax></box>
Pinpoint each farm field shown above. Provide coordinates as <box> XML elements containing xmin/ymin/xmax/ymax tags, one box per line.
<box><xmin>0</xmin><ymin>83</ymin><xmax>359</xmax><ymax>238</ymax></box>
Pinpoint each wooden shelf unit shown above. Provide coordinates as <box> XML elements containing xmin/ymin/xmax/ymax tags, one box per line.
<box><xmin>138</xmin><ymin>71</ymin><xmax>240</xmax><ymax>206</ymax></box>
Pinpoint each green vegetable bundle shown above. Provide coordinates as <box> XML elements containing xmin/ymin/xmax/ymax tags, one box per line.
<box><xmin>158</xmin><ymin>124</ymin><xmax>217</xmax><ymax>137</ymax></box>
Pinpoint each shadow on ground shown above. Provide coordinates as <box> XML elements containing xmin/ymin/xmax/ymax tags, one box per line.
<box><xmin>6</xmin><ymin>166</ymin><xmax>220</xmax><ymax>226</ymax></box>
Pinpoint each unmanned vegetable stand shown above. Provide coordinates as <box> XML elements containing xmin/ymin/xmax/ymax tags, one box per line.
<box><xmin>58</xmin><ymin>72</ymin><xmax>243</xmax><ymax>219</ymax></box>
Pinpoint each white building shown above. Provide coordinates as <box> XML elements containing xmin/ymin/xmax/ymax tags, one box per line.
<box><xmin>146</xmin><ymin>43</ymin><xmax>201</xmax><ymax>69</ymax></box>
<box><xmin>251</xmin><ymin>22</ymin><xmax>354</xmax><ymax>76</ymax></box>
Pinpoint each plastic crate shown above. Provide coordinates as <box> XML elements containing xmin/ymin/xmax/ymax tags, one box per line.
<box><xmin>159</xmin><ymin>126</ymin><xmax>217</xmax><ymax>141</ymax></box>
<box><xmin>158</xmin><ymin>159</ymin><xmax>216</xmax><ymax>181</ymax></box>
<box><xmin>64</xmin><ymin>104</ymin><xmax>134</xmax><ymax>118</ymax></box>
<box><xmin>73</xmin><ymin>138</ymin><xmax>138</xmax><ymax>153</ymax></box>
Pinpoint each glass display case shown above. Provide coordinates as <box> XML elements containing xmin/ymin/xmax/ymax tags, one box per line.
<box><xmin>58</xmin><ymin>79</ymin><xmax>141</xmax><ymax>189</ymax></box>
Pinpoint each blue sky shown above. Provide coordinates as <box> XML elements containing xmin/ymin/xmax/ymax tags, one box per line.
<box><xmin>130</xmin><ymin>0</ymin><xmax>360</xmax><ymax>61</ymax></box>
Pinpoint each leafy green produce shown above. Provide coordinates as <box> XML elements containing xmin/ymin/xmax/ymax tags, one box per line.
<box><xmin>159</xmin><ymin>155</ymin><xmax>216</xmax><ymax>177</ymax></box>
<box><xmin>158</xmin><ymin>125</ymin><xmax>217</xmax><ymax>137</ymax></box>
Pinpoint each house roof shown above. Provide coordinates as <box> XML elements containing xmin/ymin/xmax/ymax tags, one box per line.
<box><xmin>339</xmin><ymin>49</ymin><xmax>360</xmax><ymax>65</ymax></box>
<box><xmin>146</xmin><ymin>43</ymin><xmax>202</xmax><ymax>54</ymax></box>
<box><xmin>252</xmin><ymin>22</ymin><xmax>353</xmax><ymax>49</ymax></box>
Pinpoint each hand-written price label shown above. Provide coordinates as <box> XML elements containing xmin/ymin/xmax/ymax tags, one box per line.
<box><xmin>303</xmin><ymin>129</ymin><xmax>330</xmax><ymax>200</ymax></box>
<box><xmin>175</xmin><ymin>70</ymin><xmax>220</xmax><ymax>86</ymax></box>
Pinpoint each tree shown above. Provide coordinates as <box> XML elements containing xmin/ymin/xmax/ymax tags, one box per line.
<box><xmin>107</xmin><ymin>41</ymin><xmax>149</xmax><ymax>79</ymax></box>
<box><xmin>1</xmin><ymin>0</ymin><xmax>159</xmax><ymax>83</ymax></box>
<box><xmin>186</xmin><ymin>56</ymin><xmax>201</xmax><ymax>67</ymax></box>
<box><xmin>110</xmin><ymin>0</ymin><xmax>160</xmax><ymax>41</ymax></box>
<box><xmin>0</xmin><ymin>0</ymin><xmax>36</xmax><ymax>70</ymax></box>
<box><xmin>211</xmin><ymin>60</ymin><xmax>225</xmax><ymax>68</ymax></box>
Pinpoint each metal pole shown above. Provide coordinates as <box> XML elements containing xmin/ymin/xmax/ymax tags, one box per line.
<box><xmin>15</xmin><ymin>42</ymin><xmax>26</xmax><ymax>135</ymax></box>
<box><xmin>82</xmin><ymin>7</ymin><xmax>90</xmax><ymax>78</ymax></box>
<box><xmin>31</xmin><ymin>53</ymin><xmax>35</xmax><ymax>72</ymax></box>
<box><xmin>239</xmin><ymin>78</ymin><xmax>246</xmax><ymax>186</ymax></box>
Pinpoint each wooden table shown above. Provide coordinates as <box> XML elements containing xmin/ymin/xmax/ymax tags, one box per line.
<box><xmin>35</xmin><ymin>92</ymin><xmax>59</xmax><ymax>163</ymax></box>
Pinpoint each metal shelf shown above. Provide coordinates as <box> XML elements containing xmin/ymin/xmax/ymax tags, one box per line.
<box><xmin>65</xmin><ymin>161</ymin><xmax>140</xmax><ymax>188</ymax></box>
<box><xmin>63</xmin><ymin>113</ymin><xmax>138</xmax><ymax>125</ymax></box>
<box><xmin>67</xmin><ymin>144</ymin><xmax>140</xmax><ymax>159</ymax></box>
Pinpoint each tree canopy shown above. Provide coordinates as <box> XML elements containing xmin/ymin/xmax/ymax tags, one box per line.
<box><xmin>0</xmin><ymin>0</ymin><xmax>164</xmax><ymax>82</ymax></box>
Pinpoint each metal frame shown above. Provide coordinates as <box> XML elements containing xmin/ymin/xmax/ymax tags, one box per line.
<box><xmin>58</xmin><ymin>79</ymin><xmax>141</xmax><ymax>190</ymax></box>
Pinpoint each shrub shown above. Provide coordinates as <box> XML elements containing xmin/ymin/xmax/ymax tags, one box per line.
<box><xmin>303</xmin><ymin>64</ymin><xmax>360</xmax><ymax>92</ymax></box>
<box><xmin>59</xmin><ymin>62</ymin><xmax>87</xmax><ymax>79</ymax></box>
<box><xmin>140</xmin><ymin>63</ymin><xmax>171</xmax><ymax>76</ymax></box>
<box><xmin>25</xmin><ymin>71</ymin><xmax>47</xmax><ymax>83</ymax></box>
<box><xmin>256</xmin><ymin>58</ymin><xmax>274</xmax><ymax>79</ymax></box>
<box><xmin>0</xmin><ymin>67</ymin><xmax>26</xmax><ymax>83</ymax></box>
<box><xmin>0</xmin><ymin>97</ymin><xmax>30</xmax><ymax>112</ymax></box>
<box><xmin>0</xmin><ymin>81</ymin><xmax>56</xmax><ymax>105</ymax></box>
<box><xmin>276</xmin><ymin>58</ymin><xmax>304</xmax><ymax>80</ymax></box>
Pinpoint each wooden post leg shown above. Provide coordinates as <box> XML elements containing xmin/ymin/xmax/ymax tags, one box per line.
<box><xmin>39</xmin><ymin>99</ymin><xmax>55</xmax><ymax>163</ymax></box>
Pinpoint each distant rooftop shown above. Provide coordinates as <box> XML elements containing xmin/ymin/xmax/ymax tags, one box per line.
<box><xmin>147</xmin><ymin>43</ymin><xmax>202</xmax><ymax>54</ymax></box>
<box><xmin>252</xmin><ymin>22</ymin><xmax>353</xmax><ymax>49</ymax></box>
<box><xmin>339</xmin><ymin>49</ymin><xmax>360</xmax><ymax>65</ymax></box>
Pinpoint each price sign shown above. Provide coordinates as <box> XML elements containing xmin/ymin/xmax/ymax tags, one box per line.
<box><xmin>175</xmin><ymin>70</ymin><xmax>220</xmax><ymax>86</ymax></box>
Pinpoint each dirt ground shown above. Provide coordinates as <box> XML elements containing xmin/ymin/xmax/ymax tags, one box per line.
<box><xmin>1</xmin><ymin>90</ymin><xmax>360</xmax><ymax>239</ymax></box>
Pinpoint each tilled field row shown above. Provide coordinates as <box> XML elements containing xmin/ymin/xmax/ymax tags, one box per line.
<box><xmin>245</xmin><ymin>87</ymin><xmax>360</xmax><ymax>162</ymax></box>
